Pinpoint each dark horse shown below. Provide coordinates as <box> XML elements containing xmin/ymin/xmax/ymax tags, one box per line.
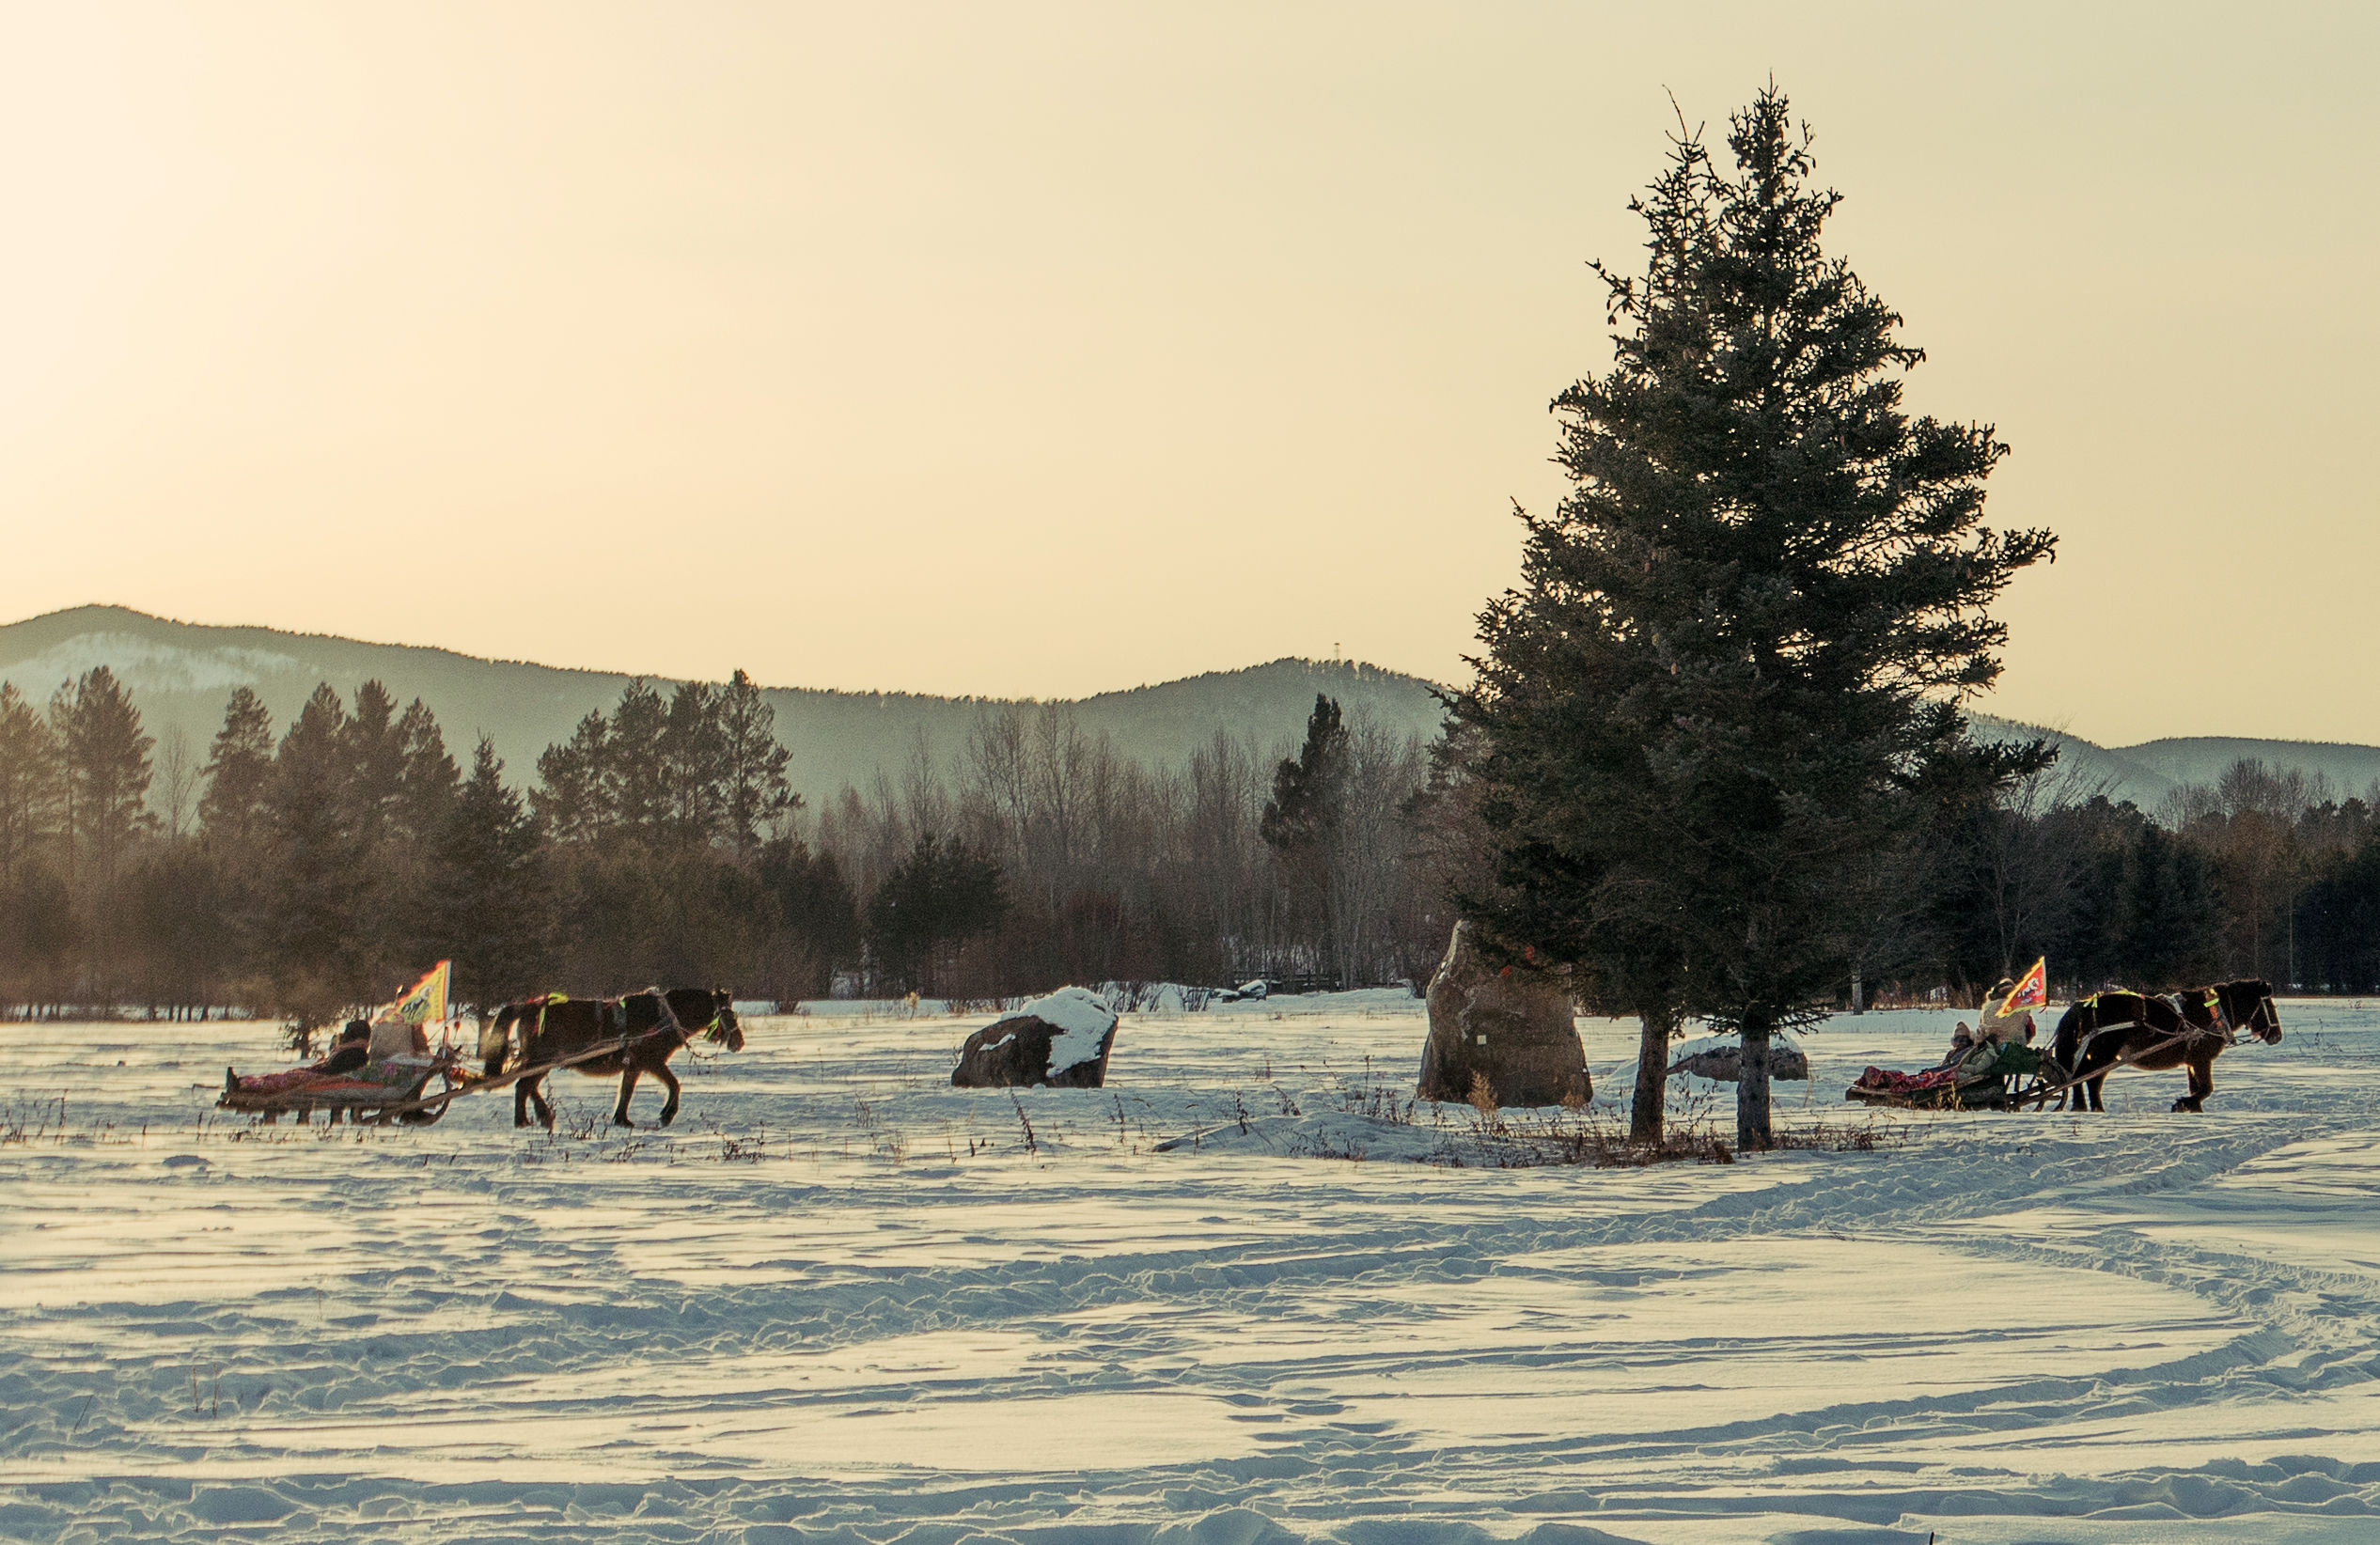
<box><xmin>2050</xmin><ymin>979</ymin><xmax>2280</xmax><ymax>1113</ymax></box>
<box><xmin>487</xmin><ymin>988</ymin><xmax>744</xmax><ymax>1129</ymax></box>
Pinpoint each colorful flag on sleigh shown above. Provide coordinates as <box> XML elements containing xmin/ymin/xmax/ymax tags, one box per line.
<box><xmin>376</xmin><ymin>960</ymin><xmax>451</xmax><ymax>1024</ymax></box>
<box><xmin>2000</xmin><ymin>957</ymin><xmax>2047</xmax><ymax>1015</ymax></box>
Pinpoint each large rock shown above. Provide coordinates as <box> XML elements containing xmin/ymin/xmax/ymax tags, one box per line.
<box><xmin>1417</xmin><ymin>921</ymin><xmax>1591</xmax><ymax>1107</ymax></box>
<box><xmin>1666</xmin><ymin>1040</ymin><xmax>1810</xmax><ymax>1083</ymax></box>
<box><xmin>952</xmin><ymin>986</ymin><xmax>1120</xmax><ymax>1089</ymax></box>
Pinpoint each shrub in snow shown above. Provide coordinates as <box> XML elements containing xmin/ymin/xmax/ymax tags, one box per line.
<box><xmin>950</xmin><ymin>986</ymin><xmax>1120</xmax><ymax>1089</ymax></box>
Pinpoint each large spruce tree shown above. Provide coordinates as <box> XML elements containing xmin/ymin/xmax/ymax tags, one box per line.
<box><xmin>1453</xmin><ymin>87</ymin><xmax>2054</xmax><ymax>1148</ymax></box>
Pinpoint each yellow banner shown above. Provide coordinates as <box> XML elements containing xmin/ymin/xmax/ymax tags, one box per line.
<box><xmin>376</xmin><ymin>960</ymin><xmax>451</xmax><ymax>1024</ymax></box>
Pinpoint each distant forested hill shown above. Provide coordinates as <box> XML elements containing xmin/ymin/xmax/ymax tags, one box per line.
<box><xmin>0</xmin><ymin>606</ymin><xmax>1448</xmax><ymax>807</ymax></box>
<box><xmin>7</xmin><ymin>606</ymin><xmax>2370</xmax><ymax>815</ymax></box>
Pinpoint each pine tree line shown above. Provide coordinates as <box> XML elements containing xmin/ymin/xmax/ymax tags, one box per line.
<box><xmin>0</xmin><ymin>670</ymin><xmax>1450</xmax><ymax>1018</ymax></box>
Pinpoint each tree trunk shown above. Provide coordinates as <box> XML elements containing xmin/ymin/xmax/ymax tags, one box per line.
<box><xmin>1736</xmin><ymin>1017</ymin><xmax>1774</xmax><ymax>1151</ymax></box>
<box><xmin>1630</xmin><ymin>1005</ymin><xmax>1674</xmax><ymax>1144</ymax></box>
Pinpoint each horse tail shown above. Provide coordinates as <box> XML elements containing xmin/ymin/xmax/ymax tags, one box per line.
<box><xmin>480</xmin><ymin>1003</ymin><xmax>519</xmax><ymax>1079</ymax></box>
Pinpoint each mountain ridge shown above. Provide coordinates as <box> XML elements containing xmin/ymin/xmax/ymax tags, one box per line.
<box><xmin>0</xmin><ymin>606</ymin><xmax>1448</xmax><ymax>805</ymax></box>
<box><xmin>7</xmin><ymin>604</ymin><xmax>2375</xmax><ymax>812</ymax></box>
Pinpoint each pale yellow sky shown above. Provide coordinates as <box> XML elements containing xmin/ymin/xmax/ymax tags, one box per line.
<box><xmin>3</xmin><ymin>3</ymin><xmax>2373</xmax><ymax>745</ymax></box>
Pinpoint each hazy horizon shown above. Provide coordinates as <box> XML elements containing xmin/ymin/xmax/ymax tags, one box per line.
<box><xmin>8</xmin><ymin>4</ymin><xmax>2374</xmax><ymax>745</ymax></box>
<box><xmin>17</xmin><ymin>599</ymin><xmax>2380</xmax><ymax>760</ymax></box>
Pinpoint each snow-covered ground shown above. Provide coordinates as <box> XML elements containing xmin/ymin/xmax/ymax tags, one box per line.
<box><xmin>5</xmin><ymin>992</ymin><xmax>2379</xmax><ymax>1543</ymax></box>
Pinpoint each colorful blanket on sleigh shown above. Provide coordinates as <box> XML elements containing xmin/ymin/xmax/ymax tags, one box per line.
<box><xmin>1852</xmin><ymin>1041</ymin><xmax>2043</xmax><ymax>1097</ymax></box>
<box><xmin>1852</xmin><ymin>1064</ymin><xmax>1960</xmax><ymax>1096</ymax></box>
<box><xmin>233</xmin><ymin>1059</ymin><xmax>427</xmax><ymax>1098</ymax></box>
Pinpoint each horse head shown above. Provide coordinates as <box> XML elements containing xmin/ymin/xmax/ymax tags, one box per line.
<box><xmin>660</xmin><ymin>987</ymin><xmax>744</xmax><ymax>1051</ymax></box>
<box><xmin>707</xmin><ymin>989</ymin><xmax>744</xmax><ymax>1051</ymax></box>
<box><xmin>2223</xmin><ymin>979</ymin><xmax>2282</xmax><ymax>1043</ymax></box>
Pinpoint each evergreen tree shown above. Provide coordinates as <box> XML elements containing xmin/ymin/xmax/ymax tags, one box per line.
<box><xmin>719</xmin><ymin>669</ymin><xmax>796</xmax><ymax>858</ymax></box>
<box><xmin>52</xmin><ymin>666</ymin><xmax>155</xmax><ymax>996</ymax></box>
<box><xmin>0</xmin><ymin>682</ymin><xmax>70</xmax><ymax>1009</ymax></box>
<box><xmin>758</xmin><ymin>835</ymin><xmax>859</xmax><ymax>1000</ymax></box>
<box><xmin>55</xmin><ymin>666</ymin><xmax>155</xmax><ymax>897</ymax></box>
<box><xmin>1260</xmin><ymin>695</ymin><xmax>1349</xmax><ymax>855</ymax></box>
<box><xmin>607</xmin><ymin>680</ymin><xmax>672</xmax><ymax>836</ymax></box>
<box><xmin>867</xmin><ymin>834</ymin><xmax>1007</xmax><ymax>994</ymax></box>
<box><xmin>533</xmin><ymin>710</ymin><xmax>614</xmax><ymax>845</ymax></box>
<box><xmin>340</xmin><ymin>680</ymin><xmax>409</xmax><ymax>980</ymax></box>
<box><xmin>342</xmin><ymin>679</ymin><xmax>407</xmax><ymax>860</ymax></box>
<box><xmin>659</xmin><ymin>680</ymin><xmax>728</xmax><ymax>849</ymax></box>
<box><xmin>395</xmin><ymin>698</ymin><xmax>461</xmax><ymax>847</ymax></box>
<box><xmin>1452</xmin><ymin>87</ymin><xmax>2054</xmax><ymax>1148</ymax></box>
<box><xmin>1260</xmin><ymin>694</ymin><xmax>1350</xmax><ymax>981</ymax></box>
<box><xmin>123</xmin><ymin>841</ymin><xmax>236</xmax><ymax>1015</ymax></box>
<box><xmin>426</xmin><ymin>737</ymin><xmax>551</xmax><ymax>1007</ymax></box>
<box><xmin>2297</xmin><ymin>836</ymin><xmax>2380</xmax><ymax>992</ymax></box>
<box><xmin>260</xmin><ymin>682</ymin><xmax>370</xmax><ymax>1022</ymax></box>
<box><xmin>0</xmin><ymin>682</ymin><xmax>61</xmax><ymax>892</ymax></box>
<box><xmin>2119</xmin><ymin>822</ymin><xmax>2223</xmax><ymax>986</ymax></box>
<box><xmin>198</xmin><ymin>686</ymin><xmax>276</xmax><ymax>855</ymax></box>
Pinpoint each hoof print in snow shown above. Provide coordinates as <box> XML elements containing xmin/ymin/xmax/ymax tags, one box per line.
<box><xmin>952</xmin><ymin>986</ymin><xmax>1119</xmax><ymax>1089</ymax></box>
<box><xmin>1417</xmin><ymin>919</ymin><xmax>1590</xmax><ymax>1108</ymax></box>
<box><xmin>1667</xmin><ymin>1041</ymin><xmax>1810</xmax><ymax>1083</ymax></box>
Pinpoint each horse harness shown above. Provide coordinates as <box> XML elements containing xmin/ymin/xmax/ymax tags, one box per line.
<box><xmin>2063</xmin><ymin>987</ymin><xmax>2267</xmax><ymax>1073</ymax></box>
<box><xmin>516</xmin><ymin>988</ymin><xmax>715</xmax><ymax>1059</ymax></box>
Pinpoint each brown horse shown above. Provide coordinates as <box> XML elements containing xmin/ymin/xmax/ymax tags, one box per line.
<box><xmin>490</xmin><ymin>988</ymin><xmax>744</xmax><ymax>1129</ymax></box>
<box><xmin>2049</xmin><ymin>979</ymin><xmax>2279</xmax><ymax>1113</ymax></box>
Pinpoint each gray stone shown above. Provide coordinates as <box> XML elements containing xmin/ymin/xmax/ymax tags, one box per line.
<box><xmin>1417</xmin><ymin>920</ymin><xmax>1591</xmax><ymax>1107</ymax></box>
<box><xmin>1666</xmin><ymin>1042</ymin><xmax>1810</xmax><ymax>1083</ymax></box>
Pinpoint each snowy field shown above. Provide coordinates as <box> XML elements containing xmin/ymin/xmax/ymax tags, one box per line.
<box><xmin>5</xmin><ymin>993</ymin><xmax>2380</xmax><ymax>1544</ymax></box>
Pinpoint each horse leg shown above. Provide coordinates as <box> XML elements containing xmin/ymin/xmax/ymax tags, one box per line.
<box><xmin>2086</xmin><ymin>1070</ymin><xmax>2108</xmax><ymax>1113</ymax></box>
<box><xmin>521</xmin><ymin>1075</ymin><xmax>554</xmax><ymax>1131</ymax></box>
<box><xmin>614</xmin><ymin>1069</ymin><xmax>641</xmax><ymax>1127</ymax></box>
<box><xmin>2174</xmin><ymin>1052</ymin><xmax>2213</xmax><ymax>1114</ymax></box>
<box><xmin>655</xmin><ymin>1062</ymin><xmax>682</xmax><ymax>1126</ymax></box>
<box><xmin>515</xmin><ymin>1077</ymin><xmax>534</xmax><ymax>1128</ymax></box>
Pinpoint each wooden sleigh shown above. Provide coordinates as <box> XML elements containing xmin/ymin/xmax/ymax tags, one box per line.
<box><xmin>219</xmin><ymin>1033</ymin><xmax>643</xmax><ymax>1127</ymax></box>
<box><xmin>1842</xmin><ymin>1059</ymin><xmax>2059</xmax><ymax>1112</ymax></box>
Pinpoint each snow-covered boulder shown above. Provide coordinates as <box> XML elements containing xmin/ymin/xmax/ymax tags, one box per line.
<box><xmin>1417</xmin><ymin>921</ymin><xmax>1590</xmax><ymax>1107</ymax></box>
<box><xmin>1667</xmin><ymin>1037</ymin><xmax>1809</xmax><ymax>1083</ymax></box>
<box><xmin>950</xmin><ymin>987</ymin><xmax>1120</xmax><ymax>1089</ymax></box>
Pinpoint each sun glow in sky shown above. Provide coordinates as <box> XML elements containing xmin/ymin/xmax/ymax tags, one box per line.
<box><xmin>3</xmin><ymin>3</ymin><xmax>2373</xmax><ymax>744</ymax></box>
